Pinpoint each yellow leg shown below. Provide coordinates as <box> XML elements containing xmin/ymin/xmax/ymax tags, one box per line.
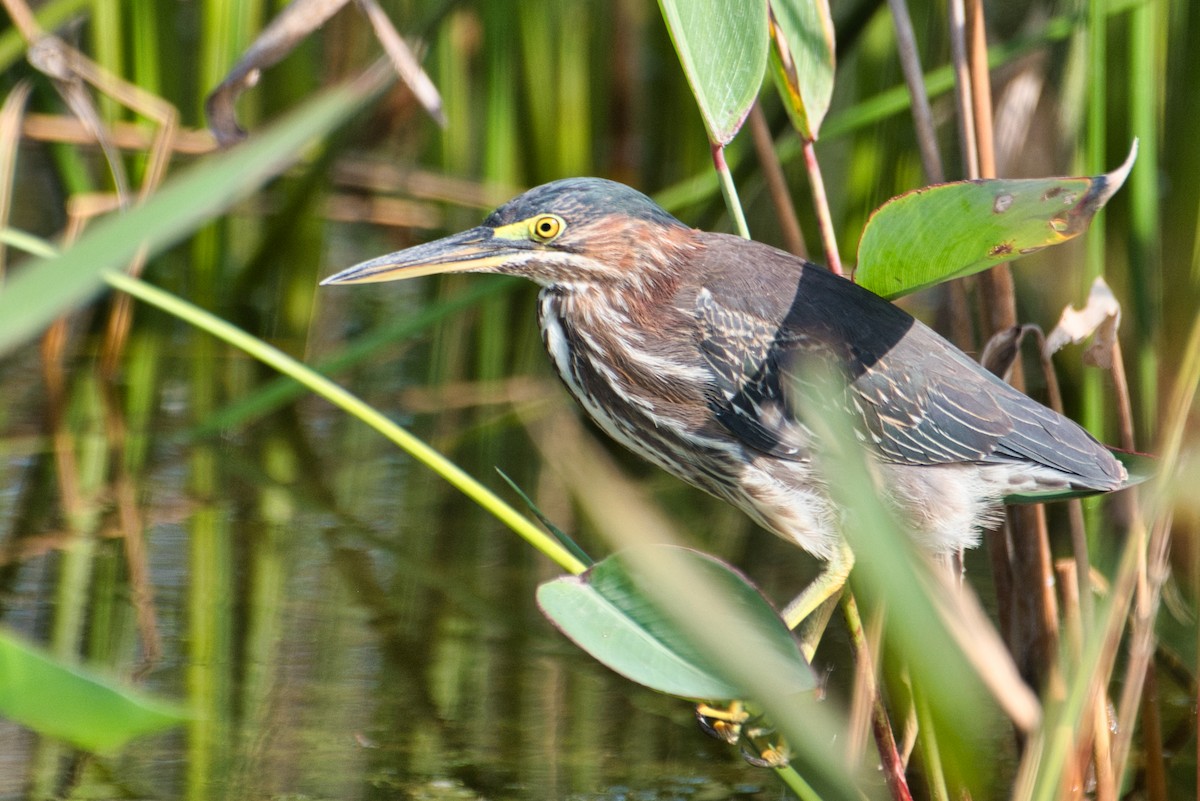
<box><xmin>698</xmin><ymin>541</ymin><xmax>855</xmax><ymax>768</ymax></box>
<box><xmin>781</xmin><ymin>539</ymin><xmax>855</xmax><ymax>643</ymax></box>
<box><xmin>797</xmin><ymin>593</ymin><xmax>841</xmax><ymax>662</ymax></box>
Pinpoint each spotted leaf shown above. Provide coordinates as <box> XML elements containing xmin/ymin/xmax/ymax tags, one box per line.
<box><xmin>855</xmin><ymin>142</ymin><xmax>1137</xmax><ymax>299</ymax></box>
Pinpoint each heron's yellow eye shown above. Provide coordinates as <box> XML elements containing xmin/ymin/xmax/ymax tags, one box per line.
<box><xmin>530</xmin><ymin>214</ymin><xmax>564</xmax><ymax>242</ymax></box>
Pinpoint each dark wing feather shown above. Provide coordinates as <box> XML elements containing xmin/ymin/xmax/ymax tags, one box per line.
<box><xmin>695</xmin><ymin>285</ymin><xmax>811</xmax><ymax>459</ymax></box>
<box><xmin>682</xmin><ymin>234</ymin><xmax>1124</xmax><ymax>490</ymax></box>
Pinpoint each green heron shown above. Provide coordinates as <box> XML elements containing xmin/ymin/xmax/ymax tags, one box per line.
<box><xmin>322</xmin><ymin>178</ymin><xmax>1126</xmax><ymax>628</ymax></box>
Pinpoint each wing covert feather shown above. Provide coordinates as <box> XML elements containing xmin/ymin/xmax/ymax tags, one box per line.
<box><xmin>680</xmin><ymin>234</ymin><xmax>1123</xmax><ymax>489</ymax></box>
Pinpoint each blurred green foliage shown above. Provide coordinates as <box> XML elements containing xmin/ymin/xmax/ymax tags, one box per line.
<box><xmin>0</xmin><ymin>0</ymin><xmax>1196</xmax><ymax>798</ymax></box>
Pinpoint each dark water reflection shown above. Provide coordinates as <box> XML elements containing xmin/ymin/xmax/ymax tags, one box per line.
<box><xmin>0</xmin><ymin>325</ymin><xmax>815</xmax><ymax>800</ymax></box>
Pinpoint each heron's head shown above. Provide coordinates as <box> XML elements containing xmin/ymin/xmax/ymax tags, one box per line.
<box><xmin>321</xmin><ymin>178</ymin><xmax>695</xmax><ymax>290</ymax></box>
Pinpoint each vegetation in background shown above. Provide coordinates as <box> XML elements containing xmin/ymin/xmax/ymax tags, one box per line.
<box><xmin>0</xmin><ymin>0</ymin><xmax>1196</xmax><ymax>799</ymax></box>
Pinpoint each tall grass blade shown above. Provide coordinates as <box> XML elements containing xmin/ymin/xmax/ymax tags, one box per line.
<box><xmin>0</xmin><ymin>65</ymin><xmax>389</xmax><ymax>355</ymax></box>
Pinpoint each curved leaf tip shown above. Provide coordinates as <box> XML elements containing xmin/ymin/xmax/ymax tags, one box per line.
<box><xmin>855</xmin><ymin>142</ymin><xmax>1140</xmax><ymax>299</ymax></box>
<box><xmin>657</xmin><ymin>0</ymin><xmax>769</xmax><ymax>145</ymax></box>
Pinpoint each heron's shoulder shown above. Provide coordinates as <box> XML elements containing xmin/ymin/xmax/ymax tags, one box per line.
<box><xmin>680</xmin><ymin>233</ymin><xmax>913</xmax><ymax>340</ymax></box>
<box><xmin>688</xmin><ymin>233</ymin><xmax>806</xmax><ymax>289</ymax></box>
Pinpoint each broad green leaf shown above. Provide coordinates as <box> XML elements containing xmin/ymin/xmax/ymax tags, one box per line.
<box><xmin>768</xmin><ymin>0</ymin><xmax>835</xmax><ymax>140</ymax></box>
<box><xmin>0</xmin><ymin>628</ymin><xmax>185</xmax><ymax>752</ymax></box>
<box><xmin>0</xmin><ymin>64</ymin><xmax>389</xmax><ymax>357</ymax></box>
<box><xmin>657</xmin><ymin>0</ymin><xmax>769</xmax><ymax>145</ymax></box>
<box><xmin>855</xmin><ymin>143</ymin><xmax>1137</xmax><ymax>299</ymax></box>
<box><xmin>537</xmin><ymin>545</ymin><xmax>812</xmax><ymax>701</ymax></box>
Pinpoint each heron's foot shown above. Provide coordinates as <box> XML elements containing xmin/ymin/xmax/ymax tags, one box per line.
<box><xmin>695</xmin><ymin>700</ymin><xmax>749</xmax><ymax>744</ymax></box>
<box><xmin>740</xmin><ymin>723</ymin><xmax>790</xmax><ymax>768</ymax></box>
<box><xmin>696</xmin><ymin>702</ymin><xmax>790</xmax><ymax>768</ymax></box>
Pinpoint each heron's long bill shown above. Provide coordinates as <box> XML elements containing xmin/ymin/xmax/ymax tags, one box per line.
<box><xmin>320</xmin><ymin>226</ymin><xmax>524</xmax><ymax>285</ymax></box>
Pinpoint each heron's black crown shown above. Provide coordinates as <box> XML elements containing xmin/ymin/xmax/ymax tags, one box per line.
<box><xmin>483</xmin><ymin>178</ymin><xmax>687</xmax><ymax>232</ymax></box>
